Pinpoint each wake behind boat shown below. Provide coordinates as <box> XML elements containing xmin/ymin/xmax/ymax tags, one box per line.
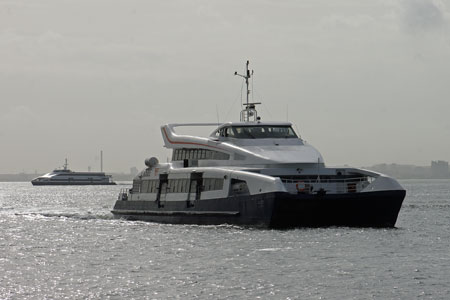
<box><xmin>112</xmin><ymin>61</ymin><xmax>405</xmax><ymax>228</ymax></box>
<box><xmin>32</xmin><ymin>158</ymin><xmax>116</xmax><ymax>186</ymax></box>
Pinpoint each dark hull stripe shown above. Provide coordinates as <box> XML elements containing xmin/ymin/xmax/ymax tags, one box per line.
<box><xmin>32</xmin><ymin>182</ymin><xmax>116</xmax><ymax>186</ymax></box>
<box><xmin>111</xmin><ymin>210</ymin><xmax>239</xmax><ymax>217</ymax></box>
<box><xmin>112</xmin><ymin>190</ymin><xmax>406</xmax><ymax>228</ymax></box>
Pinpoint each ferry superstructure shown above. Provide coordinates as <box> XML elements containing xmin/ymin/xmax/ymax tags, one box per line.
<box><xmin>32</xmin><ymin>159</ymin><xmax>116</xmax><ymax>186</ymax></box>
<box><xmin>112</xmin><ymin>61</ymin><xmax>405</xmax><ymax>228</ymax></box>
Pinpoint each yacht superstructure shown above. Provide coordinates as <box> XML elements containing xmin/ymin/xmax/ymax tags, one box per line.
<box><xmin>32</xmin><ymin>158</ymin><xmax>116</xmax><ymax>186</ymax></box>
<box><xmin>112</xmin><ymin>61</ymin><xmax>405</xmax><ymax>228</ymax></box>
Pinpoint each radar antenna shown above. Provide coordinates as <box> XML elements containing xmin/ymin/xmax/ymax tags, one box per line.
<box><xmin>235</xmin><ymin>60</ymin><xmax>261</xmax><ymax>122</ymax></box>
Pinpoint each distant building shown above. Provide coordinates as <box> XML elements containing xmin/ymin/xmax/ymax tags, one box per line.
<box><xmin>130</xmin><ymin>167</ymin><xmax>139</xmax><ymax>176</ymax></box>
<box><xmin>367</xmin><ymin>163</ymin><xmax>430</xmax><ymax>179</ymax></box>
<box><xmin>431</xmin><ymin>160</ymin><xmax>449</xmax><ymax>179</ymax></box>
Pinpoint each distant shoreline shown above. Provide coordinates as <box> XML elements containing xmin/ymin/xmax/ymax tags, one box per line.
<box><xmin>3</xmin><ymin>162</ymin><xmax>449</xmax><ymax>181</ymax></box>
<box><xmin>1</xmin><ymin>172</ymin><xmax>448</xmax><ymax>182</ymax></box>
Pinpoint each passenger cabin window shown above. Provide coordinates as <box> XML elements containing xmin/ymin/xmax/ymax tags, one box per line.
<box><xmin>134</xmin><ymin>179</ymin><xmax>160</xmax><ymax>193</ymax></box>
<box><xmin>132</xmin><ymin>179</ymin><xmax>142</xmax><ymax>192</ymax></box>
<box><xmin>203</xmin><ymin>178</ymin><xmax>224</xmax><ymax>191</ymax></box>
<box><xmin>137</xmin><ymin>178</ymin><xmax>224</xmax><ymax>193</ymax></box>
<box><xmin>220</xmin><ymin>125</ymin><xmax>298</xmax><ymax>139</ymax></box>
<box><xmin>172</xmin><ymin>148</ymin><xmax>230</xmax><ymax>161</ymax></box>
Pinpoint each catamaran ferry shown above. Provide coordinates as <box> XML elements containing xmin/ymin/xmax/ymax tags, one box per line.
<box><xmin>112</xmin><ymin>61</ymin><xmax>405</xmax><ymax>228</ymax></box>
<box><xmin>32</xmin><ymin>158</ymin><xmax>116</xmax><ymax>186</ymax></box>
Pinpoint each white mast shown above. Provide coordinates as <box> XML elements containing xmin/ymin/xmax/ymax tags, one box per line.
<box><xmin>235</xmin><ymin>60</ymin><xmax>261</xmax><ymax>122</ymax></box>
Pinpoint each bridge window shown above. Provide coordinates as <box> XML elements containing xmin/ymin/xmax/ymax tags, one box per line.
<box><xmin>222</xmin><ymin>125</ymin><xmax>298</xmax><ymax>139</ymax></box>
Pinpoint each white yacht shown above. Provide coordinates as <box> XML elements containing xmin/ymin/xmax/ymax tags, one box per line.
<box><xmin>112</xmin><ymin>61</ymin><xmax>405</xmax><ymax>228</ymax></box>
<box><xmin>32</xmin><ymin>159</ymin><xmax>116</xmax><ymax>186</ymax></box>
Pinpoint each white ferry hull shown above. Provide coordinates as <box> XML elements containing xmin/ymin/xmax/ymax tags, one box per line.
<box><xmin>31</xmin><ymin>158</ymin><xmax>116</xmax><ymax>186</ymax></box>
<box><xmin>32</xmin><ymin>181</ymin><xmax>116</xmax><ymax>186</ymax></box>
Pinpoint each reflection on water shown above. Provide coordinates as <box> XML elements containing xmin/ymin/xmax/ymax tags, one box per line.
<box><xmin>0</xmin><ymin>180</ymin><xmax>449</xmax><ymax>299</ymax></box>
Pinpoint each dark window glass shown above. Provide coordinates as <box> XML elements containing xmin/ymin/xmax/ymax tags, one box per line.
<box><xmin>171</xmin><ymin>148</ymin><xmax>230</xmax><ymax>161</ymax></box>
<box><xmin>152</xmin><ymin>180</ymin><xmax>159</xmax><ymax>193</ymax></box>
<box><xmin>214</xmin><ymin>179</ymin><xmax>224</xmax><ymax>190</ymax></box>
<box><xmin>228</xmin><ymin>126</ymin><xmax>298</xmax><ymax>139</ymax></box>
<box><xmin>132</xmin><ymin>180</ymin><xmax>141</xmax><ymax>192</ymax></box>
<box><xmin>141</xmin><ymin>180</ymin><xmax>149</xmax><ymax>193</ymax></box>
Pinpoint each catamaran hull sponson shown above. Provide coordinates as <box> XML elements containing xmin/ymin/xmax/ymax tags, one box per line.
<box><xmin>112</xmin><ymin>190</ymin><xmax>405</xmax><ymax>228</ymax></box>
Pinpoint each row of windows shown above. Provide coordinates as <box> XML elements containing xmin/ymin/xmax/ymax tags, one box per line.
<box><xmin>214</xmin><ymin>126</ymin><xmax>298</xmax><ymax>139</ymax></box>
<box><xmin>134</xmin><ymin>178</ymin><xmax>224</xmax><ymax>194</ymax></box>
<box><xmin>172</xmin><ymin>148</ymin><xmax>230</xmax><ymax>161</ymax></box>
<box><xmin>202</xmin><ymin>178</ymin><xmax>224</xmax><ymax>192</ymax></box>
<box><xmin>132</xmin><ymin>181</ymin><xmax>141</xmax><ymax>192</ymax></box>
<box><xmin>141</xmin><ymin>179</ymin><xmax>159</xmax><ymax>193</ymax></box>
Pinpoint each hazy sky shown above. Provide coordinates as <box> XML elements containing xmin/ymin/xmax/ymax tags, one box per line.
<box><xmin>1</xmin><ymin>0</ymin><xmax>450</xmax><ymax>173</ymax></box>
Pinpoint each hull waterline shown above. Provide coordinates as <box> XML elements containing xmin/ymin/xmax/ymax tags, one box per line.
<box><xmin>112</xmin><ymin>190</ymin><xmax>405</xmax><ymax>228</ymax></box>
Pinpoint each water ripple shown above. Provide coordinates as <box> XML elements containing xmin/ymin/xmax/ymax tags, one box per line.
<box><xmin>0</xmin><ymin>181</ymin><xmax>449</xmax><ymax>299</ymax></box>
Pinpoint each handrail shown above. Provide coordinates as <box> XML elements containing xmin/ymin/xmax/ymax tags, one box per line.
<box><xmin>118</xmin><ymin>188</ymin><xmax>129</xmax><ymax>201</ymax></box>
<box><xmin>168</xmin><ymin>123</ymin><xmax>224</xmax><ymax>128</ymax></box>
<box><xmin>167</xmin><ymin>123</ymin><xmax>224</xmax><ymax>137</ymax></box>
<box><xmin>281</xmin><ymin>176</ymin><xmax>372</xmax><ymax>184</ymax></box>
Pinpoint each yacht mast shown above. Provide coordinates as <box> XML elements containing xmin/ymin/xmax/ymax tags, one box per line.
<box><xmin>100</xmin><ymin>150</ymin><xmax>103</xmax><ymax>172</ymax></box>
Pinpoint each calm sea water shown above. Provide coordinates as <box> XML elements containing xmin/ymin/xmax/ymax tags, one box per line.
<box><xmin>0</xmin><ymin>180</ymin><xmax>449</xmax><ymax>299</ymax></box>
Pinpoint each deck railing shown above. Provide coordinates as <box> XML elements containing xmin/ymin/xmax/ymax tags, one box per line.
<box><xmin>281</xmin><ymin>176</ymin><xmax>373</xmax><ymax>194</ymax></box>
<box><xmin>281</xmin><ymin>176</ymin><xmax>372</xmax><ymax>185</ymax></box>
<box><xmin>118</xmin><ymin>188</ymin><xmax>129</xmax><ymax>201</ymax></box>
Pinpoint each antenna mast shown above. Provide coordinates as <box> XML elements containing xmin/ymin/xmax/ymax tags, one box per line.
<box><xmin>234</xmin><ymin>60</ymin><xmax>252</xmax><ymax>106</ymax></box>
<box><xmin>235</xmin><ymin>60</ymin><xmax>261</xmax><ymax>122</ymax></box>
